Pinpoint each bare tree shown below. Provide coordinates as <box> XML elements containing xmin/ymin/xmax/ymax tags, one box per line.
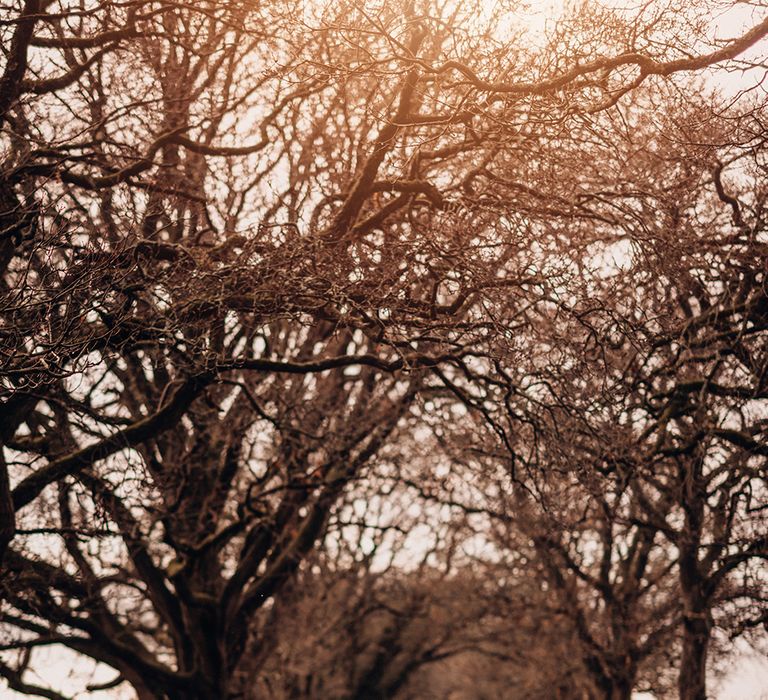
<box><xmin>435</xmin><ymin>88</ymin><xmax>768</xmax><ymax>699</ymax></box>
<box><xmin>2</xmin><ymin>1</ymin><xmax>768</xmax><ymax>698</ymax></box>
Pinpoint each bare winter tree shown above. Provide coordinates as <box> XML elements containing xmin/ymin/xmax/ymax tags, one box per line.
<box><xmin>1</xmin><ymin>0</ymin><xmax>767</xmax><ymax>698</ymax></box>
<box><xmin>241</xmin><ymin>468</ymin><xmax>592</xmax><ymax>699</ymax></box>
<box><xmin>428</xmin><ymin>88</ymin><xmax>768</xmax><ymax>699</ymax></box>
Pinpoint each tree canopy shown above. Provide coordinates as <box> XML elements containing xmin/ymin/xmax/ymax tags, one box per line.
<box><xmin>1</xmin><ymin>1</ymin><xmax>767</xmax><ymax>698</ymax></box>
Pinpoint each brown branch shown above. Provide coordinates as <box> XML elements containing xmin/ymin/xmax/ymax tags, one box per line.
<box><xmin>21</xmin><ymin>42</ymin><xmax>120</xmax><ymax>94</ymax></box>
<box><xmin>11</xmin><ymin>373</ymin><xmax>211</xmax><ymax>511</ymax></box>
<box><xmin>407</xmin><ymin>15</ymin><xmax>768</xmax><ymax>95</ymax></box>
<box><xmin>0</xmin><ymin>0</ymin><xmax>45</xmax><ymax>124</ymax></box>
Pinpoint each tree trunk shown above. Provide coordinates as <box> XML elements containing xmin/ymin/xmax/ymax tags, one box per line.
<box><xmin>598</xmin><ymin>675</ymin><xmax>633</xmax><ymax>700</ymax></box>
<box><xmin>586</xmin><ymin>654</ymin><xmax>635</xmax><ymax>700</ymax></box>
<box><xmin>678</xmin><ymin>612</ymin><xmax>711</xmax><ymax>700</ymax></box>
<box><xmin>590</xmin><ymin>671</ymin><xmax>634</xmax><ymax>700</ymax></box>
<box><xmin>677</xmin><ymin>452</ymin><xmax>712</xmax><ymax>700</ymax></box>
<box><xmin>610</xmin><ymin>677</ymin><xmax>633</xmax><ymax>700</ymax></box>
<box><xmin>0</xmin><ymin>451</ymin><xmax>14</xmax><ymax>565</ymax></box>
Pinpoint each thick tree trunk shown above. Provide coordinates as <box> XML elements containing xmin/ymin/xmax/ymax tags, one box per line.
<box><xmin>611</xmin><ymin>678</ymin><xmax>633</xmax><ymax>700</ymax></box>
<box><xmin>0</xmin><ymin>393</ymin><xmax>40</xmax><ymax>565</ymax></box>
<box><xmin>600</xmin><ymin>677</ymin><xmax>633</xmax><ymax>700</ymax></box>
<box><xmin>678</xmin><ymin>612</ymin><xmax>711</xmax><ymax>700</ymax></box>
<box><xmin>677</xmin><ymin>453</ymin><xmax>712</xmax><ymax>700</ymax></box>
<box><xmin>590</xmin><ymin>668</ymin><xmax>634</xmax><ymax>700</ymax></box>
<box><xmin>585</xmin><ymin>651</ymin><xmax>635</xmax><ymax>700</ymax></box>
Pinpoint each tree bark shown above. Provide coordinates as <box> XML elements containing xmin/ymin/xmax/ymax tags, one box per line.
<box><xmin>678</xmin><ymin>612</ymin><xmax>711</xmax><ymax>700</ymax></box>
<box><xmin>597</xmin><ymin>675</ymin><xmax>633</xmax><ymax>700</ymax></box>
<box><xmin>0</xmin><ymin>451</ymin><xmax>14</xmax><ymax>566</ymax></box>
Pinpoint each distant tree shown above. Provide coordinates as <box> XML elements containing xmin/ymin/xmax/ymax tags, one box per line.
<box><xmin>239</xmin><ymin>480</ymin><xmax>592</xmax><ymax>700</ymax></box>
<box><xmin>405</xmin><ymin>404</ymin><xmax>682</xmax><ymax>699</ymax></box>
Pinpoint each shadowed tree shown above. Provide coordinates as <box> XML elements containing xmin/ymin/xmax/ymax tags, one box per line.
<box><xmin>1</xmin><ymin>1</ymin><xmax>768</xmax><ymax>697</ymax></box>
<box><xmin>426</xmin><ymin>89</ymin><xmax>768</xmax><ymax>699</ymax></box>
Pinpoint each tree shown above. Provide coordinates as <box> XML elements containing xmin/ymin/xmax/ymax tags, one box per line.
<box><xmin>432</xmin><ymin>87</ymin><xmax>768</xmax><ymax>699</ymax></box>
<box><xmin>603</xmin><ymin>110</ymin><xmax>768</xmax><ymax>700</ymax></box>
<box><xmin>240</xmin><ymin>472</ymin><xmax>594</xmax><ymax>699</ymax></box>
<box><xmin>2</xmin><ymin>1</ymin><xmax>768</xmax><ymax>698</ymax></box>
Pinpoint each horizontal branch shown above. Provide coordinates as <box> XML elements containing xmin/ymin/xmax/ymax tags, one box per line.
<box><xmin>11</xmin><ymin>351</ymin><xmax>459</xmax><ymax>511</ymax></box>
<box><xmin>409</xmin><ymin>15</ymin><xmax>768</xmax><ymax>95</ymax></box>
<box><xmin>11</xmin><ymin>373</ymin><xmax>210</xmax><ymax>511</ymax></box>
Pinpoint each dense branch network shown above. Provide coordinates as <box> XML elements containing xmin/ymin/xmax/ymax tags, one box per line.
<box><xmin>0</xmin><ymin>1</ymin><xmax>767</xmax><ymax>698</ymax></box>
